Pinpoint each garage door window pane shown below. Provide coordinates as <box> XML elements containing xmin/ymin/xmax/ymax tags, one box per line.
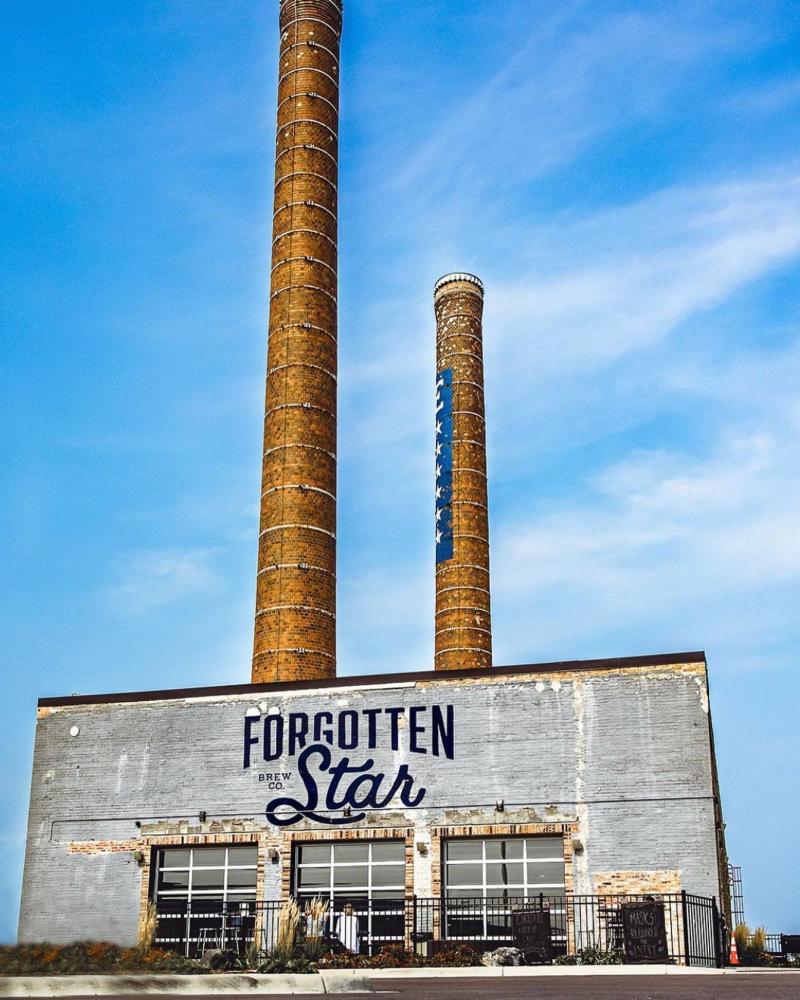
<box><xmin>298</xmin><ymin>867</ymin><xmax>330</xmax><ymax>889</ymax></box>
<box><xmin>445</xmin><ymin>838</ymin><xmax>564</xmax><ymax>899</ymax></box>
<box><xmin>192</xmin><ymin>848</ymin><xmax>227</xmax><ymax>867</ymax></box>
<box><xmin>333</xmin><ymin>843</ymin><xmax>369</xmax><ymax>863</ymax></box>
<box><xmin>333</xmin><ymin>865</ymin><xmax>368</xmax><ymax>888</ymax></box>
<box><xmin>447</xmin><ymin>863</ymin><xmax>483</xmax><ymax>886</ymax></box>
<box><xmin>159</xmin><ymin>848</ymin><xmax>190</xmax><ymax>869</ymax></box>
<box><xmin>445</xmin><ymin>841</ymin><xmax>482</xmax><ymax>861</ymax></box>
<box><xmin>485</xmin><ymin>862</ymin><xmax>524</xmax><ymax>886</ymax></box>
<box><xmin>371</xmin><ymin>842</ymin><xmax>405</xmax><ymax>862</ymax></box>
<box><xmin>228</xmin><ymin>846</ymin><xmax>258</xmax><ymax>866</ymax></box>
<box><xmin>484</xmin><ymin>840</ymin><xmax>524</xmax><ymax>861</ymax></box>
<box><xmin>525</xmin><ymin>838</ymin><xmax>563</xmax><ymax>860</ymax></box>
<box><xmin>158</xmin><ymin>870</ymin><xmax>189</xmax><ymax>891</ymax></box>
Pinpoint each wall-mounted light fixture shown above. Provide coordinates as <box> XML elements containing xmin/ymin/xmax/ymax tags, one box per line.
<box><xmin>198</xmin><ymin>811</ymin><xmax>207</xmax><ymax>823</ymax></box>
<box><xmin>495</xmin><ymin>799</ymin><xmax>505</xmax><ymax>812</ymax></box>
<box><xmin>269</xmin><ymin>848</ymin><xmax>280</xmax><ymax>864</ymax></box>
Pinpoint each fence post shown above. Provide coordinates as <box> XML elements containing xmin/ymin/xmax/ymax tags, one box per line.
<box><xmin>712</xmin><ymin>896</ymin><xmax>722</xmax><ymax>968</ymax></box>
<box><xmin>681</xmin><ymin>890</ymin><xmax>691</xmax><ymax>967</ymax></box>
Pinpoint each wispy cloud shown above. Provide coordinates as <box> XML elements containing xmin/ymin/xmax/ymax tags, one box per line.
<box><xmin>383</xmin><ymin>4</ymin><xmax>760</xmax><ymax>224</ymax></box>
<box><xmin>491</xmin><ymin>373</ymin><xmax>800</xmax><ymax>659</ymax></box>
<box><xmin>485</xmin><ymin>172</ymin><xmax>800</xmax><ymax>380</ymax></box>
<box><xmin>103</xmin><ymin>548</ymin><xmax>221</xmax><ymax>615</ymax></box>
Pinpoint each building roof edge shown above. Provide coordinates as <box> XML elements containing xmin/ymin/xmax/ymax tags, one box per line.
<box><xmin>37</xmin><ymin>651</ymin><xmax>707</xmax><ymax>708</ymax></box>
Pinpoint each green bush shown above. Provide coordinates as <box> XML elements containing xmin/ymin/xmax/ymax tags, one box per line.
<box><xmin>256</xmin><ymin>949</ymin><xmax>317</xmax><ymax>974</ymax></box>
<box><xmin>555</xmin><ymin>946</ymin><xmax>624</xmax><ymax>965</ymax></box>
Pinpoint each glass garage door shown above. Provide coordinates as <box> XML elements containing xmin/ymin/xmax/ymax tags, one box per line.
<box><xmin>443</xmin><ymin>836</ymin><xmax>565</xmax><ymax>949</ymax></box>
<box><xmin>294</xmin><ymin>841</ymin><xmax>406</xmax><ymax>955</ymax></box>
<box><xmin>153</xmin><ymin>844</ymin><xmax>258</xmax><ymax>956</ymax></box>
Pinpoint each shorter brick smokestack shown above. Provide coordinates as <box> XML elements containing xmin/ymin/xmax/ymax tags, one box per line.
<box><xmin>434</xmin><ymin>273</ymin><xmax>492</xmax><ymax>671</ymax></box>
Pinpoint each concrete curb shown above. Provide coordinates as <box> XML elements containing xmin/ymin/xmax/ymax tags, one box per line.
<box><xmin>2</xmin><ymin>966</ymin><xmax>797</xmax><ymax>994</ymax></box>
<box><xmin>0</xmin><ymin>972</ymin><xmax>372</xmax><ymax>996</ymax></box>
<box><xmin>366</xmin><ymin>964</ymin><xmax>800</xmax><ymax>978</ymax></box>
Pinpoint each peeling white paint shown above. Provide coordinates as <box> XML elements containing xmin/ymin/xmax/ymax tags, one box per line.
<box><xmin>573</xmin><ymin>677</ymin><xmax>590</xmax><ymax>894</ymax></box>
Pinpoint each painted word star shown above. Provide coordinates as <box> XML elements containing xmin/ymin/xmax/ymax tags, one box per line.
<box><xmin>435</xmin><ymin>368</ymin><xmax>454</xmax><ymax>563</ymax></box>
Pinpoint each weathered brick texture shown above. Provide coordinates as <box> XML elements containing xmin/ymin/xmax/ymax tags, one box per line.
<box><xmin>434</xmin><ymin>274</ymin><xmax>493</xmax><ymax>670</ymax></box>
<box><xmin>253</xmin><ymin>0</ymin><xmax>343</xmax><ymax>684</ymax></box>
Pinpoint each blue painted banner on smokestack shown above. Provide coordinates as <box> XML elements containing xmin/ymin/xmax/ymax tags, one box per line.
<box><xmin>436</xmin><ymin>367</ymin><xmax>453</xmax><ymax>563</ymax></box>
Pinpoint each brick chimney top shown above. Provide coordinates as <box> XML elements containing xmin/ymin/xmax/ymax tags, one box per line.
<box><xmin>434</xmin><ymin>272</ymin><xmax>484</xmax><ymax>297</ymax></box>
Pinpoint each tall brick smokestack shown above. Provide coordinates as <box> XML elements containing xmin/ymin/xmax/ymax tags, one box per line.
<box><xmin>252</xmin><ymin>0</ymin><xmax>342</xmax><ymax>683</ymax></box>
<box><xmin>434</xmin><ymin>273</ymin><xmax>493</xmax><ymax>670</ymax></box>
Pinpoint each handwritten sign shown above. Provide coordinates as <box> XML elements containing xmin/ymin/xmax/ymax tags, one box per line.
<box><xmin>511</xmin><ymin>906</ymin><xmax>552</xmax><ymax>964</ymax></box>
<box><xmin>621</xmin><ymin>900</ymin><xmax>669</xmax><ymax>964</ymax></box>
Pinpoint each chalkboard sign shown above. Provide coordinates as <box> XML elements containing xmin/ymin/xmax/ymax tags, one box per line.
<box><xmin>511</xmin><ymin>905</ymin><xmax>552</xmax><ymax>964</ymax></box>
<box><xmin>621</xmin><ymin>900</ymin><xmax>669</xmax><ymax>964</ymax></box>
<box><xmin>781</xmin><ymin>935</ymin><xmax>800</xmax><ymax>957</ymax></box>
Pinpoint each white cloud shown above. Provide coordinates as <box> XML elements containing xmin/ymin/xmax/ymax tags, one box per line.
<box><xmin>485</xmin><ymin>173</ymin><xmax>800</xmax><ymax>383</ymax></box>
<box><xmin>491</xmin><ymin>378</ymin><xmax>800</xmax><ymax>660</ymax></box>
<box><xmin>388</xmin><ymin>4</ymin><xmax>757</xmax><ymax>212</ymax></box>
<box><xmin>103</xmin><ymin>548</ymin><xmax>220</xmax><ymax>615</ymax></box>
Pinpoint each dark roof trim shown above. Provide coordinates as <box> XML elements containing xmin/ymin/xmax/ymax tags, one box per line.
<box><xmin>37</xmin><ymin>651</ymin><xmax>706</xmax><ymax>708</ymax></box>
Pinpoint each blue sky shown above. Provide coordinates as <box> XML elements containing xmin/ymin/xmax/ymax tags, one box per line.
<box><xmin>2</xmin><ymin>0</ymin><xmax>800</xmax><ymax>942</ymax></box>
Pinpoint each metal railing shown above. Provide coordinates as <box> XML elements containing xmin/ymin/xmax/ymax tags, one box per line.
<box><xmin>153</xmin><ymin>892</ymin><xmax>723</xmax><ymax>967</ymax></box>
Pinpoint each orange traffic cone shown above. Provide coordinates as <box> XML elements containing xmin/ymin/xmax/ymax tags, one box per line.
<box><xmin>729</xmin><ymin>937</ymin><xmax>739</xmax><ymax>966</ymax></box>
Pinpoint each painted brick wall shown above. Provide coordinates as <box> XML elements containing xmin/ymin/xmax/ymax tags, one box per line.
<box><xmin>18</xmin><ymin>659</ymin><xmax>722</xmax><ymax>945</ymax></box>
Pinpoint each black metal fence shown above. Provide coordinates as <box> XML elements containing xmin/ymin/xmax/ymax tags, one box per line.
<box><xmin>764</xmin><ymin>934</ymin><xmax>800</xmax><ymax>964</ymax></box>
<box><xmin>153</xmin><ymin>892</ymin><xmax>723</xmax><ymax>967</ymax></box>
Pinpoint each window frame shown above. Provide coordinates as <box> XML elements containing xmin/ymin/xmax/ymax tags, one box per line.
<box><xmin>292</xmin><ymin>839</ymin><xmax>407</xmax><ymax>954</ymax></box>
<box><xmin>441</xmin><ymin>835</ymin><xmax>567</xmax><ymax>949</ymax></box>
<box><xmin>151</xmin><ymin>843</ymin><xmax>259</xmax><ymax>956</ymax></box>
<box><xmin>443</xmin><ymin>835</ymin><xmax>566</xmax><ymax>897</ymax></box>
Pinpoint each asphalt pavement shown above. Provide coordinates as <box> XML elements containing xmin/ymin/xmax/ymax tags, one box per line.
<box><xmin>363</xmin><ymin>973</ymin><xmax>800</xmax><ymax>999</ymax></box>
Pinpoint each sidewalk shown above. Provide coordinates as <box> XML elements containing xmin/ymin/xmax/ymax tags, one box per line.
<box><xmin>0</xmin><ymin>972</ymin><xmax>367</xmax><ymax>996</ymax></box>
<box><xmin>2</xmin><ymin>966</ymin><xmax>798</xmax><ymax>996</ymax></box>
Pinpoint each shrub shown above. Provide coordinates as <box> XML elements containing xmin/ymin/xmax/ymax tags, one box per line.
<box><xmin>318</xmin><ymin>942</ymin><xmax>480</xmax><ymax>970</ymax></box>
<box><xmin>301</xmin><ymin>897</ymin><xmax>330</xmax><ymax>962</ymax></box>
<box><xmin>256</xmin><ymin>949</ymin><xmax>317</xmax><ymax>974</ymax></box>
<box><xmin>426</xmin><ymin>944</ymin><xmax>481</xmax><ymax>967</ymax></box>
<box><xmin>272</xmin><ymin>898</ymin><xmax>301</xmax><ymax>965</ymax></box>
<box><xmin>137</xmin><ymin>902</ymin><xmax>158</xmax><ymax>953</ymax></box>
<box><xmin>555</xmin><ymin>946</ymin><xmax>624</xmax><ymax>965</ymax></box>
<box><xmin>734</xmin><ymin>923</ymin><xmax>750</xmax><ymax>960</ymax></box>
<box><xmin>732</xmin><ymin>923</ymin><xmax>773</xmax><ymax>966</ymax></box>
<box><xmin>0</xmin><ymin>942</ymin><xmax>204</xmax><ymax>976</ymax></box>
